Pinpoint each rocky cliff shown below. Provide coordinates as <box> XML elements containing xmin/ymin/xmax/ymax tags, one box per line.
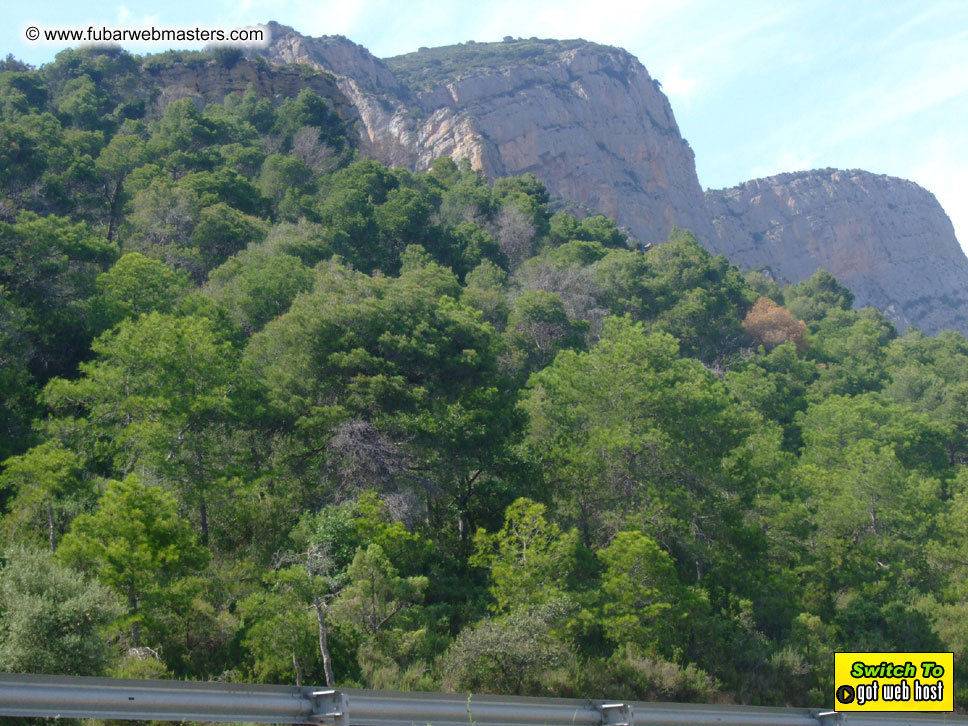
<box><xmin>705</xmin><ymin>170</ymin><xmax>968</xmax><ymax>333</ymax></box>
<box><xmin>251</xmin><ymin>23</ymin><xmax>968</xmax><ymax>334</ymax></box>
<box><xmin>255</xmin><ymin>22</ymin><xmax>715</xmax><ymax>245</ymax></box>
<box><xmin>145</xmin><ymin>54</ymin><xmax>359</xmax><ymax>130</ymax></box>
<box><xmin>247</xmin><ymin>23</ymin><xmax>418</xmax><ymax>167</ymax></box>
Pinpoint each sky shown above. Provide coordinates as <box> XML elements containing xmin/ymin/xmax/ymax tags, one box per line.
<box><xmin>4</xmin><ymin>0</ymin><xmax>967</xmax><ymax>249</ymax></box>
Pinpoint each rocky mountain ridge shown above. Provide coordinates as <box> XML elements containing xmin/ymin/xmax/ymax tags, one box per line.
<box><xmin>254</xmin><ymin>23</ymin><xmax>716</xmax><ymax>246</ymax></box>
<box><xmin>705</xmin><ymin>169</ymin><xmax>968</xmax><ymax>333</ymax></box>
<box><xmin>252</xmin><ymin>22</ymin><xmax>968</xmax><ymax>335</ymax></box>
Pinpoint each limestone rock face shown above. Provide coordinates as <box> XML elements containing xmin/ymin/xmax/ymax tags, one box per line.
<box><xmin>251</xmin><ymin>23</ymin><xmax>968</xmax><ymax>335</ymax></box>
<box><xmin>257</xmin><ymin>23</ymin><xmax>715</xmax><ymax>245</ymax></box>
<box><xmin>253</xmin><ymin>22</ymin><xmax>420</xmax><ymax>168</ymax></box>
<box><xmin>705</xmin><ymin>170</ymin><xmax>968</xmax><ymax>333</ymax></box>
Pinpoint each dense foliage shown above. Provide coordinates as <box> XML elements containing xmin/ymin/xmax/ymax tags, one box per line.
<box><xmin>1</xmin><ymin>46</ymin><xmax>967</xmax><ymax>708</ymax></box>
<box><xmin>385</xmin><ymin>38</ymin><xmax>597</xmax><ymax>92</ymax></box>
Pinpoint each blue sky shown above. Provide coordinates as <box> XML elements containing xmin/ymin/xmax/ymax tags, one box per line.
<box><xmin>5</xmin><ymin>0</ymin><xmax>967</xmax><ymax>249</ymax></box>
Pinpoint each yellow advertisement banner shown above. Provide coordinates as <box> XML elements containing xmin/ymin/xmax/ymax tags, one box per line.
<box><xmin>834</xmin><ymin>652</ymin><xmax>953</xmax><ymax>711</ymax></box>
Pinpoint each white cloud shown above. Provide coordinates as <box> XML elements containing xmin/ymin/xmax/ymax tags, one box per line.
<box><xmin>112</xmin><ymin>5</ymin><xmax>161</xmax><ymax>27</ymax></box>
<box><xmin>653</xmin><ymin>64</ymin><xmax>699</xmax><ymax>104</ymax></box>
<box><xmin>910</xmin><ymin>136</ymin><xmax>968</xmax><ymax>254</ymax></box>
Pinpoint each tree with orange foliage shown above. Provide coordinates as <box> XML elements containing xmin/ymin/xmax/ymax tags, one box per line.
<box><xmin>742</xmin><ymin>297</ymin><xmax>808</xmax><ymax>352</ymax></box>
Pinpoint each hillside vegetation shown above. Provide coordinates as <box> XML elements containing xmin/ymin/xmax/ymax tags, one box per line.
<box><xmin>386</xmin><ymin>37</ymin><xmax>593</xmax><ymax>91</ymax></box>
<box><xmin>2</xmin><ymin>47</ymin><xmax>967</xmax><ymax>707</ymax></box>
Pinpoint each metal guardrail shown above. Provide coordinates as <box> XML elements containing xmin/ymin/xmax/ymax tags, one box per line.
<box><xmin>0</xmin><ymin>673</ymin><xmax>963</xmax><ymax>726</ymax></box>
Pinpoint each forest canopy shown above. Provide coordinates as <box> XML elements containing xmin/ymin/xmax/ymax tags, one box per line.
<box><xmin>1</xmin><ymin>46</ymin><xmax>966</xmax><ymax>708</ymax></box>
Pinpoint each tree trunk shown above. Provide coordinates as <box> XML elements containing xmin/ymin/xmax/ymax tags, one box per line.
<box><xmin>47</xmin><ymin>502</ymin><xmax>56</xmax><ymax>551</ymax></box>
<box><xmin>128</xmin><ymin>579</ymin><xmax>140</xmax><ymax>645</ymax></box>
<box><xmin>292</xmin><ymin>651</ymin><xmax>302</xmax><ymax>687</ymax></box>
<box><xmin>199</xmin><ymin>499</ymin><xmax>209</xmax><ymax>547</ymax></box>
<box><xmin>313</xmin><ymin>595</ymin><xmax>336</xmax><ymax>687</ymax></box>
<box><xmin>106</xmin><ymin>183</ymin><xmax>121</xmax><ymax>243</ymax></box>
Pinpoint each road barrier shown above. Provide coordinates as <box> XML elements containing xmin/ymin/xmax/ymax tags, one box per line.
<box><xmin>0</xmin><ymin>673</ymin><xmax>963</xmax><ymax>726</ymax></box>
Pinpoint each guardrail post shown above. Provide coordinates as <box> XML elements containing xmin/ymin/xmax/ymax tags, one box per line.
<box><xmin>597</xmin><ymin>701</ymin><xmax>634</xmax><ymax>726</ymax></box>
<box><xmin>814</xmin><ymin>710</ymin><xmax>846</xmax><ymax>726</ymax></box>
<box><xmin>310</xmin><ymin>689</ymin><xmax>348</xmax><ymax>726</ymax></box>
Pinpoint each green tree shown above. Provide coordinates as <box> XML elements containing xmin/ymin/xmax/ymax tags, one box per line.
<box><xmin>596</xmin><ymin>530</ymin><xmax>688</xmax><ymax>654</ymax></box>
<box><xmin>331</xmin><ymin>544</ymin><xmax>428</xmax><ymax>638</ymax></box>
<box><xmin>205</xmin><ymin>247</ymin><xmax>313</xmax><ymax>334</ymax></box>
<box><xmin>0</xmin><ymin>69</ymin><xmax>47</xmax><ymax>117</ymax></box>
<box><xmin>783</xmin><ymin>270</ymin><xmax>854</xmax><ymax>323</ymax></box>
<box><xmin>238</xmin><ymin>566</ymin><xmax>321</xmax><ymax>686</ymax></box>
<box><xmin>258</xmin><ymin>154</ymin><xmax>314</xmax><ymax>218</ymax></box>
<box><xmin>435</xmin><ymin>157</ymin><xmax>494</xmax><ymax>225</ymax></box>
<box><xmin>546</xmin><ymin>240</ymin><xmax>609</xmax><ymax>267</ymax></box>
<box><xmin>807</xmin><ymin>308</ymin><xmax>896</xmax><ymax>398</ymax></box>
<box><xmin>797</xmin><ymin>393</ymin><xmax>946</xmax><ymax>477</ymax></box>
<box><xmin>591</xmin><ymin>644</ymin><xmax>720</xmax><ymax>702</ymax></box>
<box><xmin>641</xmin><ymin>231</ymin><xmax>754</xmax><ymax>361</ymax></box>
<box><xmin>373</xmin><ymin>186</ymin><xmax>438</xmax><ymax>273</ymax></box>
<box><xmin>94</xmin><ymin>133</ymin><xmax>146</xmax><ymax>241</ymax></box>
<box><xmin>492</xmin><ymin>173</ymin><xmax>550</xmax><ymax>239</ymax></box>
<box><xmin>439</xmin><ymin>599</ymin><xmax>578</xmax><ymax>696</ymax></box>
<box><xmin>189</xmin><ymin>202</ymin><xmax>267</xmax><ymax>272</ymax></box>
<box><xmin>180</xmin><ymin>168</ymin><xmax>268</xmax><ymax>217</ymax></box>
<box><xmin>245</xmin><ymin>253</ymin><xmax>522</xmax><ymax>538</ymax></box>
<box><xmin>471</xmin><ymin>497</ymin><xmax>577</xmax><ymax>613</ymax></box>
<box><xmin>0</xmin><ymin>122</ymin><xmax>46</xmax><ymax>195</ymax></box>
<box><xmin>884</xmin><ymin>329</ymin><xmax>968</xmax><ymax>467</ymax></box>
<box><xmin>724</xmin><ymin>342</ymin><xmax>817</xmax><ymax>450</ymax></box>
<box><xmin>123</xmin><ymin>178</ymin><xmax>203</xmax><ymax>276</ymax></box>
<box><xmin>506</xmin><ymin>290</ymin><xmax>587</xmax><ymax>375</ymax></box>
<box><xmin>93</xmin><ymin>252</ymin><xmax>190</xmax><ymax>329</ymax></box>
<box><xmin>0</xmin><ymin>294</ymin><xmax>36</xmax><ymax>460</ymax></box>
<box><xmin>588</xmin><ymin>248</ymin><xmax>652</xmax><ymax>319</ymax></box>
<box><xmin>58</xmin><ymin>474</ymin><xmax>208</xmax><ymax>644</ymax></box>
<box><xmin>281</xmin><ymin>494</ymin><xmax>432</xmax><ymax>687</ymax></box>
<box><xmin>0</xmin><ymin>211</ymin><xmax>116</xmax><ymax>378</ymax></box>
<box><xmin>549</xmin><ymin>212</ymin><xmax>582</xmax><ymax>246</ymax></box>
<box><xmin>796</xmin><ymin>441</ymin><xmax>940</xmax><ymax>593</ymax></box>
<box><xmin>274</xmin><ymin>88</ymin><xmax>346</xmax><ymax>151</ymax></box>
<box><xmin>461</xmin><ymin>259</ymin><xmax>509</xmax><ymax>328</ymax></box>
<box><xmin>0</xmin><ymin>545</ymin><xmax>121</xmax><ymax>674</ymax></box>
<box><xmin>147</xmin><ymin>97</ymin><xmax>219</xmax><ymax>171</ymax></box>
<box><xmin>523</xmin><ymin>316</ymin><xmax>762</xmax><ymax>588</ymax></box>
<box><xmin>56</xmin><ymin>76</ymin><xmax>101</xmax><ymax>128</ymax></box>
<box><xmin>446</xmin><ymin>222</ymin><xmax>506</xmax><ymax>277</ymax></box>
<box><xmin>576</xmin><ymin>215</ymin><xmax>629</xmax><ymax>249</ymax></box>
<box><xmin>330</xmin><ymin>543</ymin><xmax>431</xmax><ymax>688</ymax></box>
<box><xmin>0</xmin><ymin>441</ymin><xmax>93</xmax><ymax>550</ymax></box>
<box><xmin>43</xmin><ymin>312</ymin><xmax>240</xmax><ymax>544</ymax></box>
